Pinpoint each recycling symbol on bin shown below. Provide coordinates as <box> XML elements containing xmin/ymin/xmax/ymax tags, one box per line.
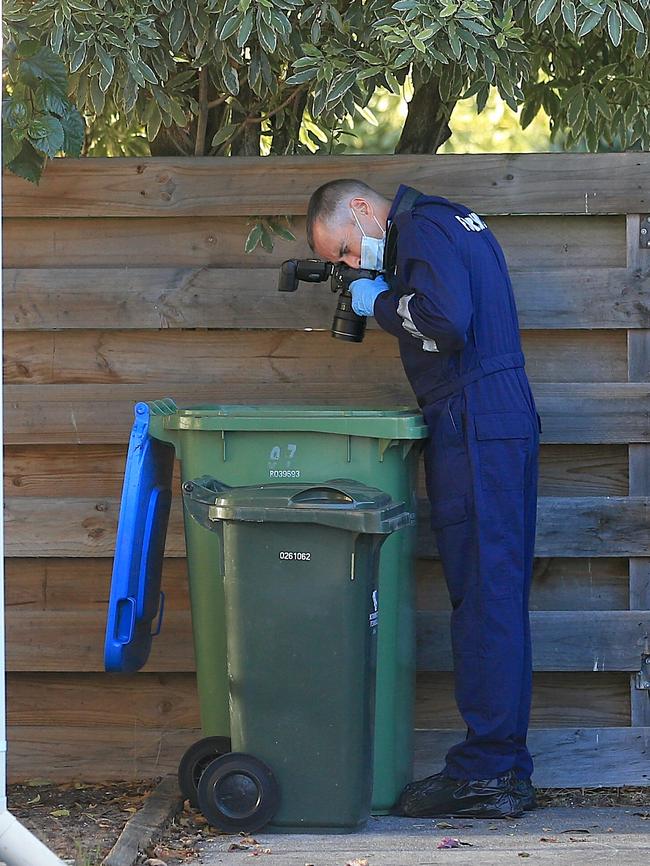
<box><xmin>369</xmin><ymin>590</ymin><xmax>378</xmax><ymax>631</ymax></box>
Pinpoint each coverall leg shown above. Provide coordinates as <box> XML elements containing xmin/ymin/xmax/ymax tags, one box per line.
<box><xmin>423</xmin><ymin>370</ymin><xmax>539</xmax><ymax>782</ymax></box>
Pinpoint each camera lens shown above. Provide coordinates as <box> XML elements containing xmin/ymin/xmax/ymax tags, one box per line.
<box><xmin>331</xmin><ymin>290</ymin><xmax>366</xmax><ymax>342</ymax></box>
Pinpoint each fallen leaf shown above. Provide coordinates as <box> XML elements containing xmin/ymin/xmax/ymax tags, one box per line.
<box><xmin>229</xmin><ymin>842</ymin><xmax>252</xmax><ymax>851</ymax></box>
<box><xmin>561</xmin><ymin>828</ymin><xmax>591</xmax><ymax>834</ymax></box>
<box><xmin>542</xmin><ymin>827</ymin><xmax>552</xmax><ymax>832</ymax></box>
<box><xmin>518</xmin><ymin>854</ymin><xmax>530</xmax><ymax>858</ymax></box>
<box><xmin>26</xmin><ymin>794</ymin><xmax>41</xmax><ymax>805</ymax></box>
<box><xmin>144</xmin><ymin>860</ymin><xmax>167</xmax><ymax>866</ymax></box>
<box><xmin>436</xmin><ymin>837</ymin><xmax>473</xmax><ymax>849</ymax></box>
<box><xmin>569</xmin><ymin>837</ymin><xmax>590</xmax><ymax>842</ymax></box>
<box><xmin>435</xmin><ymin>821</ymin><xmax>457</xmax><ymax>829</ymax></box>
<box><xmin>345</xmin><ymin>860</ymin><xmax>369</xmax><ymax>866</ymax></box>
<box><xmin>240</xmin><ymin>836</ymin><xmax>259</xmax><ymax>845</ymax></box>
<box><xmin>633</xmin><ymin>812</ymin><xmax>650</xmax><ymax>819</ymax></box>
<box><xmin>49</xmin><ymin>809</ymin><xmax>70</xmax><ymax>818</ymax></box>
<box><xmin>27</xmin><ymin>778</ymin><xmax>53</xmax><ymax>787</ymax></box>
<box><xmin>540</xmin><ymin>837</ymin><xmax>559</xmax><ymax>843</ymax></box>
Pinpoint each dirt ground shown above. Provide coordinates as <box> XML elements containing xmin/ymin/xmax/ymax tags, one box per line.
<box><xmin>7</xmin><ymin>781</ymin><xmax>649</xmax><ymax>866</ymax></box>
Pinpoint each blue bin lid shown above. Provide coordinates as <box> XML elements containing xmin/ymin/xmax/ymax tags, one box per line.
<box><xmin>104</xmin><ymin>403</ymin><xmax>175</xmax><ymax>673</ymax></box>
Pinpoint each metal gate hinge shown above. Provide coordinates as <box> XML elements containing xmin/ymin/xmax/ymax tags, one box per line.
<box><xmin>635</xmin><ymin>653</ymin><xmax>650</xmax><ymax>689</ymax></box>
<box><xmin>640</xmin><ymin>216</ymin><xmax>650</xmax><ymax>249</ymax></box>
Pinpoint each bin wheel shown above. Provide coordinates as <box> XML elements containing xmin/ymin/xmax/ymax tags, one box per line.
<box><xmin>197</xmin><ymin>752</ymin><xmax>280</xmax><ymax>833</ymax></box>
<box><xmin>178</xmin><ymin>736</ymin><xmax>232</xmax><ymax>808</ymax></box>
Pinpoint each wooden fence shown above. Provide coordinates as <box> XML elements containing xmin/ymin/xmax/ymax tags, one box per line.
<box><xmin>2</xmin><ymin>153</ymin><xmax>649</xmax><ymax>787</ymax></box>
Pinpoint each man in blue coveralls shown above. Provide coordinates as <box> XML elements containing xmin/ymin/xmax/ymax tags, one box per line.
<box><xmin>306</xmin><ymin>179</ymin><xmax>542</xmax><ymax>819</ymax></box>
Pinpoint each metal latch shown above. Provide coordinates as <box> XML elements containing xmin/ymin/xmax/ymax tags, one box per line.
<box><xmin>640</xmin><ymin>216</ymin><xmax>650</xmax><ymax>249</ymax></box>
<box><xmin>635</xmin><ymin>653</ymin><xmax>650</xmax><ymax>689</ymax></box>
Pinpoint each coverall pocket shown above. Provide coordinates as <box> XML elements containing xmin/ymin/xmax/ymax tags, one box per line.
<box><xmin>430</xmin><ymin>493</ymin><xmax>468</xmax><ymax>530</ymax></box>
<box><xmin>474</xmin><ymin>411</ymin><xmax>531</xmax><ymax>491</ymax></box>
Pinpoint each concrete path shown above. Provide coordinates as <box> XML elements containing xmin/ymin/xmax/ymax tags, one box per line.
<box><xmin>194</xmin><ymin>806</ymin><xmax>649</xmax><ymax>865</ymax></box>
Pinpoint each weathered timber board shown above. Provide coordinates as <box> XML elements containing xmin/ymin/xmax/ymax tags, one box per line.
<box><xmin>5</xmin><ymin>555</ymin><xmax>628</xmax><ymax>614</ymax></box>
<box><xmin>4</xmin><ymin>495</ymin><xmax>649</xmax><ymax>558</ymax></box>
<box><xmin>5</xmin><ymin>443</ymin><xmax>627</xmax><ymax>499</ymax></box>
<box><xmin>416</xmin><ymin>671</ymin><xmax>630</xmax><ymax>728</ymax></box>
<box><xmin>6</xmin><ymin>609</ymin><xmax>648</xmax><ymax>672</ymax></box>
<box><xmin>4</xmin><ymin>557</ymin><xmax>189</xmax><ymax>611</ymax></box>
<box><xmin>414</xmin><ymin>727</ymin><xmax>649</xmax><ymax>787</ymax></box>
<box><xmin>2</xmin><ymin>215</ymin><xmax>625</xmax><ymax>269</ymax></box>
<box><xmin>417</xmin><ymin>610</ymin><xmax>650</xmax><ymax>671</ymax></box>
<box><xmin>6</xmin><ymin>725</ymin><xmax>200</xmax><ymax>783</ymax></box>
<box><xmin>3</xmin><ymin>153</ymin><xmax>649</xmax><ymax>217</ymax></box>
<box><xmin>5</xmin><ymin>673</ymin><xmax>201</xmax><ymax>728</ymax></box>
<box><xmin>3</xmin><ymin>265</ymin><xmax>646</xmax><ymax>330</ymax></box>
<box><xmin>4</xmin><ymin>383</ymin><xmax>649</xmax><ymax>444</ymax></box>
<box><xmin>3</xmin><ymin>329</ymin><xmax>628</xmax><ymax>385</ymax></box>
<box><xmin>417</xmin><ymin>557</ymin><xmax>630</xmax><ymax>613</ymax></box>
<box><xmin>4</xmin><ymin>670</ymin><xmax>629</xmax><ymax>729</ymax></box>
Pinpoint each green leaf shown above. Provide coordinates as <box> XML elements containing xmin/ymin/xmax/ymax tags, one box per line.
<box><xmin>268</xmin><ymin>220</ymin><xmax>295</xmax><ymax>242</ymax></box>
<box><xmin>223</xmin><ymin>64</ymin><xmax>240</xmax><ymax>95</ymax></box>
<box><xmin>70</xmin><ymin>44</ymin><xmax>87</xmax><ymax>73</ymax></box>
<box><xmin>60</xmin><ymin>106</ymin><xmax>85</xmax><ymax>156</ymax></box>
<box><xmin>285</xmin><ymin>67</ymin><xmax>318</xmax><ymax>85</ymax></box>
<box><xmin>535</xmin><ymin>0</ymin><xmax>558</xmax><ymax>24</ymax></box>
<box><xmin>561</xmin><ymin>0</ymin><xmax>577</xmax><ymax>31</ymax></box>
<box><xmin>618</xmin><ymin>0</ymin><xmax>645</xmax><ymax>31</ymax></box>
<box><xmin>211</xmin><ymin>123</ymin><xmax>238</xmax><ymax>148</ymax></box>
<box><xmin>20</xmin><ymin>46</ymin><xmax>68</xmax><ymax>95</ymax></box>
<box><xmin>607</xmin><ymin>7</ymin><xmax>623</xmax><ymax>44</ymax></box>
<box><xmin>219</xmin><ymin>15</ymin><xmax>240</xmax><ymax>40</ymax></box>
<box><xmin>7</xmin><ymin>141</ymin><xmax>45</xmax><ymax>184</ymax></box>
<box><xmin>28</xmin><ymin>115</ymin><xmax>64</xmax><ymax>157</ymax></box>
<box><xmin>260</xmin><ymin>227</ymin><xmax>274</xmax><ymax>252</ymax></box>
<box><xmin>635</xmin><ymin>30</ymin><xmax>648</xmax><ymax>55</ymax></box>
<box><xmin>244</xmin><ymin>222</ymin><xmax>263</xmax><ymax>252</ymax></box>
<box><xmin>36</xmin><ymin>81</ymin><xmax>68</xmax><ymax>116</ymax></box>
<box><xmin>577</xmin><ymin>10</ymin><xmax>603</xmax><ymax>36</ymax></box>
<box><xmin>237</xmin><ymin>10</ymin><xmax>254</xmax><ymax>46</ymax></box>
<box><xmin>2</xmin><ymin>124</ymin><xmax>22</xmax><ymax>165</ymax></box>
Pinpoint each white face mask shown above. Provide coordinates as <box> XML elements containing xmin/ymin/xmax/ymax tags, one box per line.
<box><xmin>351</xmin><ymin>208</ymin><xmax>386</xmax><ymax>271</ymax></box>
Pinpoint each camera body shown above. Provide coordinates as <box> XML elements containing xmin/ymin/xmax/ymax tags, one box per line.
<box><xmin>278</xmin><ymin>259</ymin><xmax>380</xmax><ymax>342</ymax></box>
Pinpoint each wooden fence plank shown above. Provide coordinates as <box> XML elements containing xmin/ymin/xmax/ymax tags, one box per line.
<box><xmin>4</xmin><ymin>558</ymin><xmax>189</xmax><ymax>612</ymax></box>
<box><xmin>5</xmin><ymin>443</ymin><xmax>628</xmax><ymax>500</ymax></box>
<box><xmin>2</xmin><ymin>329</ymin><xmax>628</xmax><ymax>385</ymax></box>
<box><xmin>7</xmin><ymin>673</ymin><xmax>199</xmax><ymax>728</ymax></box>
<box><xmin>5</xmin><ymin>555</ymin><xmax>628</xmax><ymax>613</ymax></box>
<box><xmin>415</xmin><ymin>727</ymin><xmax>650</xmax><ymax>788</ymax></box>
<box><xmin>2</xmin><ymin>215</ymin><xmax>625</xmax><ymax>269</ymax></box>
<box><xmin>4</xmin><ymin>670</ymin><xmax>629</xmax><ymax>729</ymax></box>
<box><xmin>4</xmin><ymin>383</ymin><xmax>649</xmax><ymax>445</ymax></box>
<box><xmin>4</xmin><ymin>266</ymin><xmax>647</xmax><ymax>330</ymax></box>
<box><xmin>4</xmin><ymin>495</ymin><xmax>649</xmax><ymax>558</ymax></box>
<box><xmin>418</xmin><ymin>557</ymin><xmax>630</xmax><ymax>613</ymax></box>
<box><xmin>7</xmin><ymin>725</ymin><xmax>199</xmax><ymax>783</ymax></box>
<box><xmin>417</xmin><ymin>610</ymin><xmax>650</xmax><ymax>672</ymax></box>
<box><xmin>6</xmin><ymin>609</ymin><xmax>648</xmax><ymax>673</ymax></box>
<box><xmin>4</xmin><ymin>153</ymin><xmax>649</xmax><ymax>217</ymax></box>
<box><xmin>416</xmin><ymin>672</ymin><xmax>630</xmax><ymax>728</ymax></box>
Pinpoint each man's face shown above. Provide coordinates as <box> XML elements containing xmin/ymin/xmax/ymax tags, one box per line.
<box><xmin>311</xmin><ymin>197</ymin><xmax>383</xmax><ymax>268</ymax></box>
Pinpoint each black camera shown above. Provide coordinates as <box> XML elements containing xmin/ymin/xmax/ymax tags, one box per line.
<box><xmin>278</xmin><ymin>259</ymin><xmax>379</xmax><ymax>343</ymax></box>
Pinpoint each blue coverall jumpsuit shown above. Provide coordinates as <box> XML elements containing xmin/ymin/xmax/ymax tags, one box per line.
<box><xmin>374</xmin><ymin>185</ymin><xmax>541</xmax><ymax>782</ymax></box>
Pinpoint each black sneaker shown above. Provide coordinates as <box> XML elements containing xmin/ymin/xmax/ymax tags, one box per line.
<box><xmin>513</xmin><ymin>776</ymin><xmax>537</xmax><ymax>811</ymax></box>
<box><xmin>396</xmin><ymin>770</ymin><xmax>526</xmax><ymax>819</ymax></box>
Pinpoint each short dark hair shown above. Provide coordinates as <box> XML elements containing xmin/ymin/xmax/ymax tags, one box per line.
<box><xmin>306</xmin><ymin>178</ymin><xmax>379</xmax><ymax>251</ymax></box>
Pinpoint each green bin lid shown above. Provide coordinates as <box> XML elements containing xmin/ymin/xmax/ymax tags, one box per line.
<box><xmin>151</xmin><ymin>399</ymin><xmax>428</xmax><ymax>440</ymax></box>
<box><xmin>183</xmin><ymin>477</ymin><xmax>414</xmax><ymax>534</ymax></box>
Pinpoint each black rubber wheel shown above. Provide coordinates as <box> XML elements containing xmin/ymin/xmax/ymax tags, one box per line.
<box><xmin>197</xmin><ymin>752</ymin><xmax>280</xmax><ymax>833</ymax></box>
<box><xmin>178</xmin><ymin>736</ymin><xmax>232</xmax><ymax>807</ymax></box>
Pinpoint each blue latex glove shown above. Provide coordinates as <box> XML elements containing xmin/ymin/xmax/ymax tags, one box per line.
<box><xmin>349</xmin><ymin>275</ymin><xmax>389</xmax><ymax>317</ymax></box>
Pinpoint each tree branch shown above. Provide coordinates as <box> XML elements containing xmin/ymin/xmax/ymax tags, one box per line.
<box><xmin>194</xmin><ymin>67</ymin><xmax>208</xmax><ymax>156</ymax></box>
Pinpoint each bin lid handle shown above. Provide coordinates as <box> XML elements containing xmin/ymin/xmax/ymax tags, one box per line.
<box><xmin>289</xmin><ymin>486</ymin><xmax>354</xmax><ymax>506</ymax></box>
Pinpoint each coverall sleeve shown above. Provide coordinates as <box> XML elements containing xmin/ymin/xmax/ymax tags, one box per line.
<box><xmin>374</xmin><ymin>213</ymin><xmax>473</xmax><ymax>353</ymax></box>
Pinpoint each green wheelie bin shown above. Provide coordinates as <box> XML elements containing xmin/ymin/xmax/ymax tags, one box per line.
<box><xmin>105</xmin><ymin>399</ymin><xmax>428</xmax><ymax>813</ymax></box>
<box><xmin>182</xmin><ymin>476</ymin><xmax>413</xmax><ymax>832</ymax></box>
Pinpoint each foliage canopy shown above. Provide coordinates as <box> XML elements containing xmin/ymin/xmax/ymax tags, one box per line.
<box><xmin>3</xmin><ymin>0</ymin><xmax>649</xmax><ymax>188</ymax></box>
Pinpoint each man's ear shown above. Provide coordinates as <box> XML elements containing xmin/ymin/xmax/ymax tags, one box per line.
<box><xmin>350</xmin><ymin>197</ymin><xmax>371</xmax><ymax>216</ymax></box>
